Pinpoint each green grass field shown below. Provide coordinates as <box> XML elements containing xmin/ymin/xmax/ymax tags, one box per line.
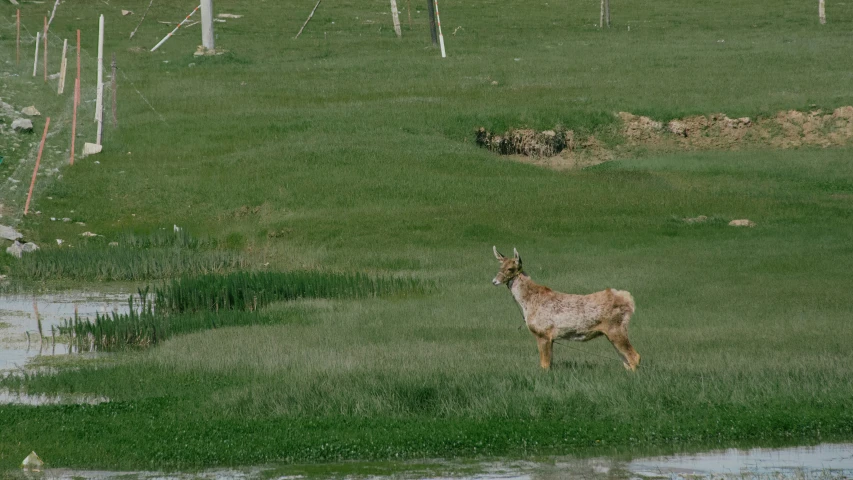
<box><xmin>1</xmin><ymin>0</ymin><xmax>853</xmax><ymax>472</ymax></box>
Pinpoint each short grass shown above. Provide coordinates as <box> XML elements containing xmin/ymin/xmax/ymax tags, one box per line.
<box><xmin>2</xmin><ymin>0</ymin><xmax>853</xmax><ymax>472</ymax></box>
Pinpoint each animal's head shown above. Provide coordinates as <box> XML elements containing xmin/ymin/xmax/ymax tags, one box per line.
<box><xmin>492</xmin><ymin>246</ymin><xmax>522</xmax><ymax>286</ymax></box>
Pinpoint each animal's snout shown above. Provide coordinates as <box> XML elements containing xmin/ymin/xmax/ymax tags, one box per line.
<box><xmin>492</xmin><ymin>277</ymin><xmax>502</xmax><ymax>286</ymax></box>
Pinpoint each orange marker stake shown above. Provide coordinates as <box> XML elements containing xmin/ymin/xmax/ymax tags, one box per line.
<box><xmin>76</xmin><ymin>30</ymin><xmax>81</xmax><ymax>106</ymax></box>
<box><xmin>25</xmin><ymin>118</ymin><xmax>51</xmax><ymax>215</ymax></box>
<box><xmin>70</xmin><ymin>78</ymin><xmax>79</xmax><ymax>165</ymax></box>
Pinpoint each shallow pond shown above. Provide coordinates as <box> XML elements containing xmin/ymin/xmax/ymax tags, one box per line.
<box><xmin>0</xmin><ymin>292</ymin><xmax>131</xmax><ymax>373</ymax></box>
<box><xmin>9</xmin><ymin>443</ymin><xmax>853</xmax><ymax>479</ymax></box>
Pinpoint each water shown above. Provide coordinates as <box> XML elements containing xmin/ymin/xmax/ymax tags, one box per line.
<box><xmin>9</xmin><ymin>443</ymin><xmax>853</xmax><ymax>479</ymax></box>
<box><xmin>0</xmin><ymin>292</ymin><xmax>131</xmax><ymax>374</ymax></box>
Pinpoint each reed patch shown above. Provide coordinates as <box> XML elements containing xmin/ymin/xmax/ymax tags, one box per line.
<box><xmin>60</xmin><ymin>271</ymin><xmax>431</xmax><ymax>350</ymax></box>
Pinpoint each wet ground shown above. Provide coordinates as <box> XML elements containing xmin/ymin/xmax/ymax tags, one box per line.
<box><xmin>2</xmin><ymin>295</ymin><xmax>851</xmax><ymax>479</ymax></box>
<box><xmin>6</xmin><ymin>443</ymin><xmax>853</xmax><ymax>479</ymax></box>
<box><xmin>0</xmin><ymin>291</ymin><xmax>131</xmax><ymax>373</ymax></box>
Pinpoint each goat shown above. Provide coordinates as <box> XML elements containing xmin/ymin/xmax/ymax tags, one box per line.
<box><xmin>492</xmin><ymin>247</ymin><xmax>640</xmax><ymax>370</ymax></box>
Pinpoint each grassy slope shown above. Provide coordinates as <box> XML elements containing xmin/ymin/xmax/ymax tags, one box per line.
<box><xmin>2</xmin><ymin>0</ymin><xmax>853</xmax><ymax>470</ymax></box>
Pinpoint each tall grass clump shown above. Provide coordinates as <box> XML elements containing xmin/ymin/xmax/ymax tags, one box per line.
<box><xmin>59</xmin><ymin>294</ymin><xmax>265</xmax><ymax>350</ymax></box>
<box><xmin>61</xmin><ymin>271</ymin><xmax>430</xmax><ymax>349</ymax></box>
<box><xmin>116</xmin><ymin>229</ymin><xmax>216</xmax><ymax>250</ymax></box>
<box><xmin>11</xmin><ymin>247</ymin><xmax>244</xmax><ymax>281</ymax></box>
<box><xmin>154</xmin><ymin>271</ymin><xmax>430</xmax><ymax>313</ymax></box>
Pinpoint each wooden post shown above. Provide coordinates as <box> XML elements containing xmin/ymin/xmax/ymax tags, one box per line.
<box><xmin>16</xmin><ymin>10</ymin><xmax>20</xmax><ymax>66</ymax></box>
<box><xmin>295</xmin><ymin>0</ymin><xmax>321</xmax><ymax>39</ymax></box>
<box><xmin>43</xmin><ymin>16</ymin><xmax>47</xmax><ymax>82</ymax></box>
<box><xmin>58</xmin><ymin>38</ymin><xmax>67</xmax><ymax>94</ymax></box>
<box><xmin>33</xmin><ymin>32</ymin><xmax>40</xmax><ymax>77</ymax></box>
<box><xmin>390</xmin><ymin>0</ymin><xmax>402</xmax><ymax>37</ymax></box>
<box><xmin>96</xmin><ymin>14</ymin><xmax>104</xmax><ymax>146</ymax></box>
<box><xmin>819</xmin><ymin>0</ymin><xmax>826</xmax><ymax>24</ymax></box>
<box><xmin>47</xmin><ymin>0</ymin><xmax>61</xmax><ymax>27</ymax></box>
<box><xmin>599</xmin><ymin>0</ymin><xmax>604</xmax><ymax>27</ymax></box>
<box><xmin>426</xmin><ymin>0</ymin><xmax>437</xmax><ymax>45</ymax></box>
<box><xmin>70</xmin><ymin>77</ymin><xmax>79</xmax><ymax>165</ymax></box>
<box><xmin>604</xmin><ymin>0</ymin><xmax>610</xmax><ymax>27</ymax></box>
<box><xmin>200</xmin><ymin>0</ymin><xmax>215</xmax><ymax>50</ymax></box>
<box><xmin>130</xmin><ymin>0</ymin><xmax>154</xmax><ymax>39</ymax></box>
<box><xmin>111</xmin><ymin>53</ymin><xmax>117</xmax><ymax>128</ymax></box>
<box><xmin>25</xmin><ymin>117</ymin><xmax>50</xmax><ymax>216</ymax></box>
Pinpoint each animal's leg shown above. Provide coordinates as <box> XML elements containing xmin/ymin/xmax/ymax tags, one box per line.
<box><xmin>605</xmin><ymin>329</ymin><xmax>640</xmax><ymax>371</ymax></box>
<box><xmin>537</xmin><ymin>336</ymin><xmax>553</xmax><ymax>370</ymax></box>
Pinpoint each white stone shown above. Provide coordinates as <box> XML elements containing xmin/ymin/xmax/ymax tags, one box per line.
<box><xmin>82</xmin><ymin>143</ymin><xmax>102</xmax><ymax>157</ymax></box>
<box><xmin>21</xmin><ymin>106</ymin><xmax>40</xmax><ymax>116</ymax></box>
<box><xmin>12</xmin><ymin>118</ymin><xmax>33</xmax><ymax>133</ymax></box>
<box><xmin>21</xmin><ymin>451</ymin><xmax>43</xmax><ymax>470</ymax></box>
<box><xmin>729</xmin><ymin>219</ymin><xmax>756</xmax><ymax>227</ymax></box>
<box><xmin>0</xmin><ymin>225</ymin><xmax>23</xmax><ymax>241</ymax></box>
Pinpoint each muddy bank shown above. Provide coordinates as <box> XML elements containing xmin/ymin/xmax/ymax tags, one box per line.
<box><xmin>476</xmin><ymin>106</ymin><xmax>853</xmax><ymax>169</ymax></box>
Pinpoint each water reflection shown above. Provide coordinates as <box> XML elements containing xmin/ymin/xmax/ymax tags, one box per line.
<box><xmin>7</xmin><ymin>443</ymin><xmax>852</xmax><ymax>479</ymax></box>
<box><xmin>0</xmin><ymin>292</ymin><xmax>131</xmax><ymax>372</ymax></box>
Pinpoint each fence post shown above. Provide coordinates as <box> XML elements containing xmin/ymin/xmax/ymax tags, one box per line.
<box><xmin>111</xmin><ymin>53</ymin><xmax>117</xmax><ymax>128</ymax></box>
<box><xmin>426</xmin><ymin>0</ymin><xmax>437</xmax><ymax>45</ymax></box>
<box><xmin>390</xmin><ymin>0</ymin><xmax>402</xmax><ymax>37</ymax></box>
<box><xmin>25</xmin><ymin>118</ymin><xmax>51</xmax><ymax>215</ymax></box>
<box><xmin>96</xmin><ymin>14</ymin><xmax>104</xmax><ymax>146</ymax></box>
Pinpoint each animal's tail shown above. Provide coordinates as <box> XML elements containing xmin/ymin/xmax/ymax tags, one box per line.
<box><xmin>612</xmin><ymin>289</ymin><xmax>635</xmax><ymax>326</ymax></box>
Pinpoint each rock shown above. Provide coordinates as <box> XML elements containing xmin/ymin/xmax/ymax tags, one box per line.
<box><xmin>122</xmin><ymin>9</ymin><xmax>133</xmax><ymax>15</ymax></box>
<box><xmin>12</xmin><ymin>118</ymin><xmax>33</xmax><ymax>133</ymax></box>
<box><xmin>108</xmin><ymin>241</ymin><xmax>119</xmax><ymax>247</ymax></box>
<box><xmin>6</xmin><ymin>241</ymin><xmax>38</xmax><ymax>258</ymax></box>
<box><xmin>217</xmin><ymin>13</ymin><xmax>243</xmax><ymax>18</ymax></box>
<box><xmin>0</xmin><ymin>224</ymin><xmax>23</xmax><ymax>241</ymax></box>
<box><xmin>668</xmin><ymin>120</ymin><xmax>688</xmax><ymax>137</ymax></box>
<box><xmin>21</xmin><ymin>106</ymin><xmax>40</xmax><ymax>116</ymax></box>
<box><xmin>729</xmin><ymin>219</ymin><xmax>756</xmax><ymax>227</ymax></box>
<box><xmin>80</xmin><ymin>232</ymin><xmax>98</xmax><ymax>237</ymax></box>
<box><xmin>81</xmin><ymin>143</ymin><xmax>102</xmax><ymax>157</ymax></box>
<box><xmin>56</xmin><ymin>239</ymin><xmax>64</xmax><ymax>246</ymax></box>
<box><xmin>62</xmin><ymin>218</ymin><xmax>71</xmax><ymax>222</ymax></box>
<box><xmin>21</xmin><ymin>451</ymin><xmax>43</xmax><ymax>471</ymax></box>
<box><xmin>6</xmin><ymin>241</ymin><xmax>23</xmax><ymax>258</ymax></box>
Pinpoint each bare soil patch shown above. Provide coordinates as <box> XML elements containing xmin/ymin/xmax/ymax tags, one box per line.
<box><xmin>477</xmin><ymin>107</ymin><xmax>853</xmax><ymax>169</ymax></box>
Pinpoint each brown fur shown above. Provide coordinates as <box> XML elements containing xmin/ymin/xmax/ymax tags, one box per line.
<box><xmin>492</xmin><ymin>247</ymin><xmax>640</xmax><ymax>370</ymax></box>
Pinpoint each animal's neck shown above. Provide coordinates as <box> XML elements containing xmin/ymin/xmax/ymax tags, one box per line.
<box><xmin>508</xmin><ymin>273</ymin><xmax>536</xmax><ymax>307</ymax></box>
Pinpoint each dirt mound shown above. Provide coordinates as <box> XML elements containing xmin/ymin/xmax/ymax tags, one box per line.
<box><xmin>475</xmin><ymin>127</ymin><xmax>613</xmax><ymax>169</ymax></box>
<box><xmin>476</xmin><ymin>127</ymin><xmax>569</xmax><ymax>157</ymax></box>
<box><xmin>619</xmin><ymin>107</ymin><xmax>853</xmax><ymax>151</ymax></box>
<box><xmin>478</xmin><ymin>107</ymin><xmax>853</xmax><ymax>169</ymax></box>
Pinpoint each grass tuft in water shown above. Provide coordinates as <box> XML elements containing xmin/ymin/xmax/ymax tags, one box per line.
<box><xmin>60</xmin><ymin>271</ymin><xmax>430</xmax><ymax>350</ymax></box>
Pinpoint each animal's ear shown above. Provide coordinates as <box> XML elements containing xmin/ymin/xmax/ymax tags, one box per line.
<box><xmin>493</xmin><ymin>246</ymin><xmax>506</xmax><ymax>261</ymax></box>
<box><xmin>513</xmin><ymin>247</ymin><xmax>521</xmax><ymax>264</ymax></box>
